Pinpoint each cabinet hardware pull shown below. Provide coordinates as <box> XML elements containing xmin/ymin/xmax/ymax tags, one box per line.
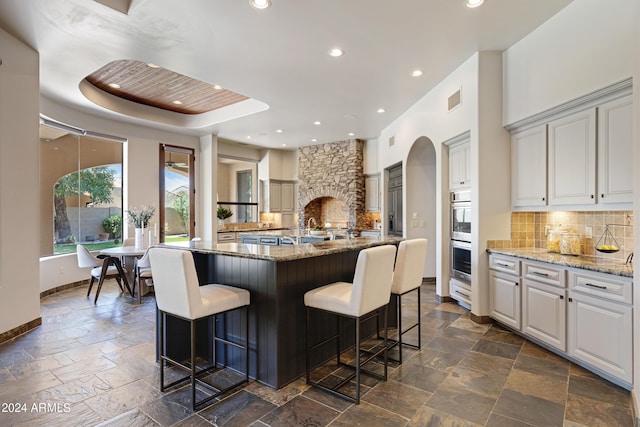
<box><xmin>455</xmin><ymin>290</ymin><xmax>470</xmax><ymax>298</ymax></box>
<box><xmin>497</xmin><ymin>262</ymin><xmax>510</xmax><ymax>267</ymax></box>
<box><xmin>542</xmin><ymin>197</ymin><xmax>545</xmax><ymax>201</ymax></box>
<box><xmin>532</xmin><ymin>271</ymin><xmax>550</xmax><ymax>277</ymax></box>
<box><xmin>590</xmin><ymin>194</ymin><xmax>594</xmax><ymax>199</ymax></box>
<box><xmin>601</xmin><ymin>194</ymin><xmax>604</xmax><ymax>198</ymax></box>
<box><xmin>515</xmin><ymin>282</ymin><xmax>519</xmax><ymax>286</ymax></box>
<box><xmin>560</xmin><ymin>295</ymin><xmax>564</xmax><ymax>300</ymax></box>
<box><xmin>585</xmin><ymin>282</ymin><xmax>607</xmax><ymax>290</ymax></box>
<box><xmin>568</xmin><ymin>297</ymin><xmax>573</xmax><ymax>302</ymax></box>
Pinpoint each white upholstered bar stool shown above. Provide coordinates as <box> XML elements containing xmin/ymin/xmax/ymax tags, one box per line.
<box><xmin>304</xmin><ymin>244</ymin><xmax>397</xmax><ymax>404</ymax></box>
<box><xmin>148</xmin><ymin>248</ymin><xmax>250</xmax><ymax>410</ymax></box>
<box><xmin>388</xmin><ymin>238</ymin><xmax>428</xmax><ymax>363</ymax></box>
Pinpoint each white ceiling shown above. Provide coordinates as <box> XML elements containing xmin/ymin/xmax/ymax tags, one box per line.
<box><xmin>0</xmin><ymin>0</ymin><xmax>573</xmax><ymax>149</ymax></box>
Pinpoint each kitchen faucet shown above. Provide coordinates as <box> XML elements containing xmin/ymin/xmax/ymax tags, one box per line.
<box><xmin>281</xmin><ymin>236</ymin><xmax>298</xmax><ymax>245</ymax></box>
<box><xmin>306</xmin><ymin>217</ymin><xmax>317</xmax><ymax>233</ymax></box>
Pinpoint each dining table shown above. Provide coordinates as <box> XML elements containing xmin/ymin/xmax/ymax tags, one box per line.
<box><xmin>99</xmin><ymin>246</ymin><xmax>147</xmax><ymax>299</ymax></box>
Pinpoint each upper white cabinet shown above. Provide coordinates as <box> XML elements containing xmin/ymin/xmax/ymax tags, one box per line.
<box><xmin>449</xmin><ymin>141</ymin><xmax>470</xmax><ymax>189</ymax></box>
<box><xmin>262</xmin><ymin>180</ymin><xmax>295</xmax><ymax>213</ymax></box>
<box><xmin>511</xmin><ymin>125</ymin><xmax>547</xmax><ymax>207</ymax></box>
<box><xmin>597</xmin><ymin>96</ymin><xmax>633</xmax><ymax>204</ymax></box>
<box><xmin>281</xmin><ymin>182</ymin><xmax>295</xmax><ymax>212</ymax></box>
<box><xmin>269</xmin><ymin>181</ymin><xmax>282</xmax><ymax>212</ymax></box>
<box><xmin>548</xmin><ymin>108</ymin><xmax>596</xmax><ymax>205</ymax></box>
<box><xmin>509</xmin><ymin>83</ymin><xmax>633</xmax><ymax>210</ymax></box>
<box><xmin>365</xmin><ymin>174</ymin><xmax>380</xmax><ymax>212</ymax></box>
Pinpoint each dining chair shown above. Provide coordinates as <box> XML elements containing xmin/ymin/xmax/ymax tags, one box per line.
<box><xmin>77</xmin><ymin>244</ymin><xmax>131</xmax><ymax>304</ymax></box>
<box><xmin>132</xmin><ymin>248</ymin><xmax>153</xmax><ymax>304</ymax></box>
<box><xmin>149</xmin><ymin>247</ymin><xmax>251</xmax><ymax>410</ymax></box>
<box><xmin>304</xmin><ymin>244</ymin><xmax>397</xmax><ymax>404</ymax></box>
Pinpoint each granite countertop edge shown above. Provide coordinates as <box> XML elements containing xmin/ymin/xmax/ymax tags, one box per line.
<box><xmin>486</xmin><ymin>248</ymin><xmax>633</xmax><ymax>278</ymax></box>
<box><xmin>157</xmin><ymin>236</ymin><xmax>403</xmax><ymax>262</ymax></box>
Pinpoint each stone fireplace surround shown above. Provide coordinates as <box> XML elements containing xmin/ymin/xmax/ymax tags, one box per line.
<box><xmin>297</xmin><ymin>139</ymin><xmax>368</xmax><ymax>230</ymax></box>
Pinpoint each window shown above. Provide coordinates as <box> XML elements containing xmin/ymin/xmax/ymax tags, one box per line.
<box><xmin>40</xmin><ymin>121</ymin><xmax>124</xmax><ymax>256</ymax></box>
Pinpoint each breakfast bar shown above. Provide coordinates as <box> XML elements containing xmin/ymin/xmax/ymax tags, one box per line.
<box><xmin>157</xmin><ymin>235</ymin><xmax>403</xmax><ymax>389</ymax></box>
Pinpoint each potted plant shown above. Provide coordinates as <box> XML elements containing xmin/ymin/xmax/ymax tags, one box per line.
<box><xmin>102</xmin><ymin>214</ymin><xmax>122</xmax><ymax>243</ymax></box>
<box><xmin>217</xmin><ymin>206</ymin><xmax>233</xmax><ymax>228</ymax></box>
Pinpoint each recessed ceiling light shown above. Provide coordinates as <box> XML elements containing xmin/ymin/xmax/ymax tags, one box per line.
<box><xmin>465</xmin><ymin>0</ymin><xmax>484</xmax><ymax>8</ymax></box>
<box><xmin>313</xmin><ymin>121</ymin><xmax>322</xmax><ymax>125</ymax></box>
<box><xmin>348</xmin><ymin>132</ymin><xmax>355</xmax><ymax>136</ymax></box>
<box><xmin>311</xmin><ymin>138</ymin><xmax>318</xmax><ymax>142</ymax></box>
<box><xmin>250</xmin><ymin>0</ymin><xmax>271</xmax><ymax>9</ymax></box>
<box><xmin>108</xmin><ymin>83</ymin><xmax>121</xmax><ymax>89</ymax></box>
<box><xmin>147</xmin><ymin>63</ymin><xmax>160</xmax><ymax>68</ymax></box>
<box><xmin>328</xmin><ymin>48</ymin><xmax>344</xmax><ymax>57</ymax></box>
<box><xmin>377</xmin><ymin>108</ymin><xmax>385</xmax><ymax>113</ymax></box>
<box><xmin>213</xmin><ymin>84</ymin><xmax>222</xmax><ymax>90</ymax></box>
<box><xmin>411</xmin><ymin>70</ymin><xmax>423</xmax><ymax>77</ymax></box>
<box><xmin>172</xmin><ymin>100</ymin><xmax>183</xmax><ymax>105</ymax></box>
<box><xmin>275</xmin><ymin>129</ymin><xmax>283</xmax><ymax>133</ymax></box>
<box><xmin>247</xmin><ymin>135</ymin><xmax>252</xmax><ymax>139</ymax></box>
<box><xmin>282</xmin><ymin>144</ymin><xmax>287</xmax><ymax>147</ymax></box>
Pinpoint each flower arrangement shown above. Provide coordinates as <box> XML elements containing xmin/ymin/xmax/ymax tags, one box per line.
<box><xmin>126</xmin><ymin>205</ymin><xmax>156</xmax><ymax>228</ymax></box>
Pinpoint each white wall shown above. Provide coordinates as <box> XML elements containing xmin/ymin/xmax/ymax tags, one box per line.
<box><xmin>0</xmin><ymin>28</ymin><xmax>41</xmax><ymax>333</ymax></box>
<box><xmin>377</xmin><ymin>53</ymin><xmax>480</xmax><ymax>300</ymax></box>
<box><xmin>503</xmin><ymin>0</ymin><xmax>634</xmax><ymax>126</ymax></box>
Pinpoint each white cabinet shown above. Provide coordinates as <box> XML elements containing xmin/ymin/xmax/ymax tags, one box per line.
<box><xmin>510</xmin><ymin>91</ymin><xmax>633</xmax><ymax>210</ymax></box>
<box><xmin>522</xmin><ymin>278</ymin><xmax>566</xmax><ymax>351</ymax></box>
<box><xmin>269</xmin><ymin>182</ymin><xmax>282</xmax><ymax>212</ymax></box>
<box><xmin>489</xmin><ymin>269</ymin><xmax>521</xmax><ymax>330</ymax></box>
<box><xmin>597</xmin><ymin>95</ymin><xmax>633</xmax><ymax>204</ymax></box>
<box><xmin>365</xmin><ymin>174</ymin><xmax>381</xmax><ymax>212</ymax></box>
<box><xmin>489</xmin><ymin>252</ymin><xmax>633</xmax><ymax>388</ymax></box>
<box><xmin>548</xmin><ymin>108</ymin><xmax>596</xmax><ymax>205</ymax></box>
<box><xmin>567</xmin><ymin>269</ymin><xmax>633</xmax><ymax>385</ymax></box>
<box><xmin>281</xmin><ymin>182</ymin><xmax>295</xmax><ymax>212</ymax></box>
<box><xmin>449</xmin><ymin>142</ymin><xmax>470</xmax><ymax>189</ymax></box>
<box><xmin>511</xmin><ymin>125</ymin><xmax>547</xmax><ymax>206</ymax></box>
<box><xmin>262</xmin><ymin>180</ymin><xmax>295</xmax><ymax>213</ymax></box>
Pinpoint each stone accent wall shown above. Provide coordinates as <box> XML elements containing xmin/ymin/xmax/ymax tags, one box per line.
<box><xmin>298</xmin><ymin>139</ymin><xmax>366</xmax><ymax>229</ymax></box>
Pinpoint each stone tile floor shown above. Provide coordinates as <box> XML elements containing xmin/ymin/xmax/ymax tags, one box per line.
<box><xmin>0</xmin><ymin>282</ymin><xmax>635</xmax><ymax>426</ymax></box>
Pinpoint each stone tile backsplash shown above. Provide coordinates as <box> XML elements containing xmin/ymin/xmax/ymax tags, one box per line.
<box><xmin>488</xmin><ymin>211</ymin><xmax>634</xmax><ymax>262</ymax></box>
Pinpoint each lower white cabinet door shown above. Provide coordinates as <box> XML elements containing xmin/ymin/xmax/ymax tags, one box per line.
<box><xmin>568</xmin><ymin>291</ymin><xmax>633</xmax><ymax>384</ymax></box>
<box><xmin>489</xmin><ymin>270</ymin><xmax>521</xmax><ymax>330</ymax></box>
<box><xmin>522</xmin><ymin>279</ymin><xmax>566</xmax><ymax>351</ymax></box>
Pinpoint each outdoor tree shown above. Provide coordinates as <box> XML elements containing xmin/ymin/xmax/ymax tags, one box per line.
<box><xmin>54</xmin><ymin>167</ymin><xmax>116</xmax><ymax>243</ymax></box>
<box><xmin>172</xmin><ymin>190</ymin><xmax>190</xmax><ymax>232</ymax></box>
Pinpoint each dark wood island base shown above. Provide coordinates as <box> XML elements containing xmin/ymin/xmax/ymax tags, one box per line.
<box><xmin>156</xmin><ymin>236</ymin><xmax>402</xmax><ymax>389</ymax></box>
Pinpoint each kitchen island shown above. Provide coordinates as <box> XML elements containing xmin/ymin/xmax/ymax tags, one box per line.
<box><xmin>157</xmin><ymin>236</ymin><xmax>403</xmax><ymax>389</ymax></box>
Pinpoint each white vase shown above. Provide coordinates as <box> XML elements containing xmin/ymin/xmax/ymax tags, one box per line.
<box><xmin>135</xmin><ymin>227</ymin><xmax>144</xmax><ymax>250</ymax></box>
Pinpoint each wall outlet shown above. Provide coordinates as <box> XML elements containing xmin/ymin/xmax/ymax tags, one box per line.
<box><xmin>585</xmin><ymin>226</ymin><xmax>592</xmax><ymax>238</ymax></box>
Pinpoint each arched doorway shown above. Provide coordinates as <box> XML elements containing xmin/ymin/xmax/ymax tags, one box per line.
<box><xmin>406</xmin><ymin>136</ymin><xmax>437</xmax><ymax>278</ymax></box>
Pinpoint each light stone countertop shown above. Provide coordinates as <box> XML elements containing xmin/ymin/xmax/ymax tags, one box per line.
<box><xmin>158</xmin><ymin>235</ymin><xmax>403</xmax><ymax>262</ymax></box>
<box><xmin>487</xmin><ymin>247</ymin><xmax>633</xmax><ymax>278</ymax></box>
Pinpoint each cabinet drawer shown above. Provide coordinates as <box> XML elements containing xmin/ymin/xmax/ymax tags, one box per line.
<box><xmin>569</xmin><ymin>269</ymin><xmax>632</xmax><ymax>304</ymax></box>
<box><xmin>522</xmin><ymin>261</ymin><xmax>566</xmax><ymax>287</ymax></box>
<box><xmin>489</xmin><ymin>254</ymin><xmax>520</xmax><ymax>275</ymax></box>
<box><xmin>450</xmin><ymin>279</ymin><xmax>471</xmax><ymax>306</ymax></box>
<box><xmin>218</xmin><ymin>232</ymin><xmax>236</xmax><ymax>242</ymax></box>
